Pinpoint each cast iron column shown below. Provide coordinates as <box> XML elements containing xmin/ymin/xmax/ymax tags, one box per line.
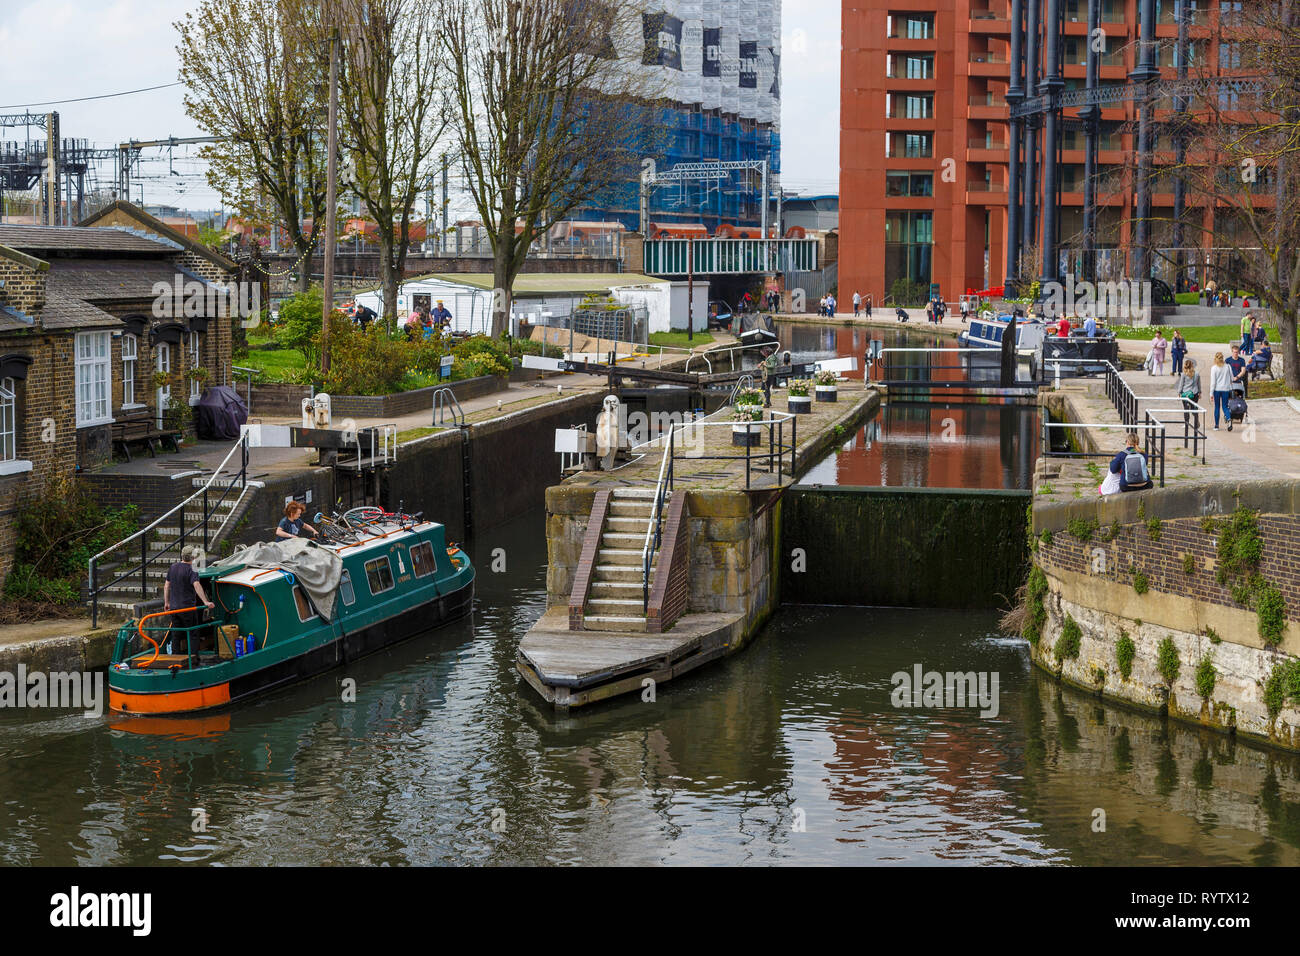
<box><xmin>1130</xmin><ymin>0</ymin><xmax>1159</xmax><ymax>281</ymax></box>
<box><xmin>1081</xmin><ymin>0</ymin><xmax>1101</xmax><ymax>281</ymax></box>
<box><xmin>1005</xmin><ymin>0</ymin><xmax>1025</xmax><ymax>291</ymax></box>
<box><xmin>1171</xmin><ymin>0</ymin><xmax>1190</xmax><ymax>291</ymax></box>
<box><xmin>1020</xmin><ymin>0</ymin><xmax>1040</xmax><ymax>264</ymax></box>
<box><xmin>1039</xmin><ymin>0</ymin><xmax>1064</xmax><ymax>286</ymax></box>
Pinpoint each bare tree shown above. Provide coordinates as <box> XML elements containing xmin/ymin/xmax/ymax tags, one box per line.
<box><xmin>290</xmin><ymin>0</ymin><xmax>449</xmax><ymax>330</ymax></box>
<box><xmin>177</xmin><ymin>0</ymin><xmax>330</xmax><ymax>293</ymax></box>
<box><xmin>1153</xmin><ymin>1</ymin><xmax>1300</xmax><ymax>386</ymax></box>
<box><xmin>441</xmin><ymin>0</ymin><xmax>660</xmax><ymax>337</ymax></box>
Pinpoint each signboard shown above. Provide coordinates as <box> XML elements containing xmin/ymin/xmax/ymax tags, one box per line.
<box><xmin>643</xmin><ymin>12</ymin><xmax>683</xmax><ymax>70</ymax></box>
<box><xmin>439</xmin><ymin>354</ymin><xmax>454</xmax><ymax>380</ymax></box>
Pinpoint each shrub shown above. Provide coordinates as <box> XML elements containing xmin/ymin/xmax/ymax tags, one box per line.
<box><xmin>1100</xmin><ymin>518</ymin><xmax>1123</xmax><ymax>542</ymax></box>
<box><xmin>1256</xmin><ymin>583</ymin><xmax>1287</xmax><ymax>647</ymax></box>
<box><xmin>1145</xmin><ymin>516</ymin><xmax>1162</xmax><ymax>540</ymax></box>
<box><xmin>1055</xmin><ymin>614</ymin><xmax>1082</xmax><ymax>661</ymax></box>
<box><xmin>1195</xmin><ymin>654</ymin><xmax>1217</xmax><ymax>699</ymax></box>
<box><xmin>1132</xmin><ymin>569</ymin><xmax>1149</xmax><ymax>594</ymax></box>
<box><xmin>1039</xmin><ymin>528</ymin><xmax>1053</xmax><ymax>548</ymax></box>
<box><xmin>1156</xmin><ymin>636</ymin><xmax>1180</xmax><ymax>685</ymax></box>
<box><xmin>320</xmin><ymin>319</ymin><xmax>411</xmax><ymax>395</ymax></box>
<box><xmin>1116</xmin><ymin>631</ymin><xmax>1136</xmax><ymax>679</ymax></box>
<box><xmin>1182</xmin><ymin>552</ymin><xmax>1196</xmax><ymax>575</ymax></box>
<box><xmin>2</xmin><ymin>477</ymin><xmax>139</xmax><ymax>617</ymax></box>
<box><xmin>275</xmin><ymin>287</ymin><xmax>327</xmax><ymax>364</ymax></box>
<box><xmin>1215</xmin><ymin>505</ymin><xmax>1263</xmax><ymax>585</ymax></box>
<box><xmin>1023</xmin><ymin>565</ymin><xmax>1049</xmax><ymax>645</ymax></box>
<box><xmin>1264</xmin><ymin>658</ymin><xmax>1300</xmax><ymax>719</ymax></box>
<box><xmin>889</xmin><ymin>277</ymin><xmax>928</xmax><ymax>308</ymax></box>
<box><xmin>1205</xmin><ymin>626</ymin><xmax>1221</xmax><ymax>645</ymax></box>
<box><xmin>1067</xmin><ymin>517</ymin><xmax>1099</xmax><ymax>542</ymax></box>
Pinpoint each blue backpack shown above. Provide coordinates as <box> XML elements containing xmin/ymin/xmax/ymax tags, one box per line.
<box><xmin>1123</xmin><ymin>451</ymin><xmax>1149</xmax><ymax>486</ymax></box>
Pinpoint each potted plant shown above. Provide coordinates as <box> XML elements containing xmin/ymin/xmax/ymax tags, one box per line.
<box><xmin>731</xmin><ymin>388</ymin><xmax>765</xmax><ymax>446</ymax></box>
<box><xmin>185</xmin><ymin>366</ymin><xmax>211</xmax><ymax>385</ymax></box>
<box><xmin>814</xmin><ymin>368</ymin><xmax>840</xmax><ymax>402</ymax></box>
<box><xmin>787</xmin><ymin>378</ymin><xmax>813</xmax><ymax>414</ymax></box>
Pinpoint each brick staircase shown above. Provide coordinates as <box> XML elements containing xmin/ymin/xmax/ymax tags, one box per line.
<box><xmin>577</xmin><ymin>487</ymin><xmax>662</xmax><ymax>632</ymax></box>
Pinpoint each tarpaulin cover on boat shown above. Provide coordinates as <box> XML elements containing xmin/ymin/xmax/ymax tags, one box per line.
<box><xmin>212</xmin><ymin>538</ymin><xmax>343</xmax><ymax>621</ymax></box>
<box><xmin>194</xmin><ymin>385</ymin><xmax>248</xmax><ymax>440</ymax></box>
<box><xmin>737</xmin><ymin>313</ymin><xmax>777</xmax><ymax>340</ymax></box>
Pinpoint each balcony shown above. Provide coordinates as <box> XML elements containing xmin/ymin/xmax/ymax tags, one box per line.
<box><xmin>969</xmin><ymin>93</ymin><xmax>1008</xmax><ymax>108</ymax></box>
<box><xmin>886</xmin><ymin>145</ymin><xmax>935</xmax><ymax>159</ymax></box>
<box><xmin>969</xmin><ymin>138</ymin><xmax>1008</xmax><ymax>150</ymax></box>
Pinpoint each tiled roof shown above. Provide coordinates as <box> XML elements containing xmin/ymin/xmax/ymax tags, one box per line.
<box><xmin>40</xmin><ymin>290</ymin><xmax>123</xmax><ymax>330</ymax></box>
<box><xmin>44</xmin><ymin>259</ymin><xmax>214</xmax><ymax>303</ymax></box>
<box><xmin>0</xmin><ymin>224</ymin><xmax>175</xmax><ymax>255</ymax></box>
<box><xmin>0</xmin><ymin>305</ymin><xmax>35</xmax><ymax>332</ymax></box>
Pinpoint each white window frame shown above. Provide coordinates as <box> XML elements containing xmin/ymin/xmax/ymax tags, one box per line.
<box><xmin>188</xmin><ymin>330</ymin><xmax>202</xmax><ymax>403</ymax></box>
<box><xmin>121</xmin><ymin>333</ymin><xmax>141</xmax><ymax>409</ymax></box>
<box><xmin>75</xmin><ymin>331</ymin><xmax>113</xmax><ymax>428</ymax></box>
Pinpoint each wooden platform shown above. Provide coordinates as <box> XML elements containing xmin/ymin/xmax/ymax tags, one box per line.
<box><xmin>517</xmin><ymin>607</ymin><xmax>746</xmax><ymax>709</ymax></box>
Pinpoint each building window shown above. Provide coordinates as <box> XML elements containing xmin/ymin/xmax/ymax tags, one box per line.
<box><xmin>188</xmin><ymin>331</ymin><xmax>202</xmax><ymax>402</ymax></box>
<box><xmin>0</xmin><ymin>377</ymin><xmax>15</xmax><ymax>462</ymax></box>
<box><xmin>75</xmin><ymin>331</ymin><xmax>112</xmax><ymax>427</ymax></box>
<box><xmin>122</xmin><ymin>334</ymin><xmax>138</xmax><ymax>407</ymax></box>
<box><xmin>155</xmin><ymin>342</ymin><xmax>171</xmax><ymax>430</ymax></box>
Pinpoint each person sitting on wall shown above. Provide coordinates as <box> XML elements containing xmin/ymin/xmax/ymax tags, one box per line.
<box><xmin>1102</xmin><ymin>431</ymin><xmax>1152</xmax><ymax>494</ymax></box>
<box><xmin>276</xmin><ymin>501</ymin><xmax>319</xmax><ymax>540</ymax></box>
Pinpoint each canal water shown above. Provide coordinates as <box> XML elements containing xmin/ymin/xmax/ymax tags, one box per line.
<box><xmin>2</xmin><ymin>323</ymin><xmax>1296</xmax><ymax>866</ymax></box>
<box><xmin>3</xmin><ymin>507</ymin><xmax>1300</xmax><ymax>866</ymax></box>
<box><xmin>779</xmin><ymin>324</ymin><xmax>1040</xmax><ymax>490</ymax></box>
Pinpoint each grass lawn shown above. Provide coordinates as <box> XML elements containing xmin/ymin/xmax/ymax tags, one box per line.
<box><xmin>648</xmin><ymin>331</ymin><xmax>714</xmax><ymax>349</ymax></box>
<box><xmin>1111</xmin><ymin>324</ymin><xmax>1281</xmax><ymax>344</ymax></box>
<box><xmin>1249</xmin><ymin>379</ymin><xmax>1300</xmax><ymax>401</ymax></box>
<box><xmin>236</xmin><ymin>347</ymin><xmax>306</xmax><ymax>379</ymax></box>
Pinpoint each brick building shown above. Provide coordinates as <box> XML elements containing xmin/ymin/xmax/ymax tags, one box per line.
<box><xmin>840</xmin><ymin>0</ymin><xmax>1254</xmax><ymax>303</ymax></box>
<box><xmin>0</xmin><ymin>203</ymin><xmax>238</xmax><ymax>585</ymax></box>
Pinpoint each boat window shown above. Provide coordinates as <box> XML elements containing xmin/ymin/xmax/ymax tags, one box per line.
<box><xmin>410</xmin><ymin>541</ymin><xmax>436</xmax><ymax>578</ymax></box>
<box><xmin>365</xmin><ymin>556</ymin><xmax>395</xmax><ymax>595</ymax></box>
<box><xmin>994</xmin><ymin>327</ymin><xmax>1004</xmax><ymax>342</ymax></box>
<box><xmin>339</xmin><ymin>570</ymin><xmax>356</xmax><ymax>606</ymax></box>
<box><xmin>293</xmin><ymin>585</ymin><xmax>317</xmax><ymax>622</ymax></box>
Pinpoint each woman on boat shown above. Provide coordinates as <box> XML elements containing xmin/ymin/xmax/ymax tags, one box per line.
<box><xmin>276</xmin><ymin>501</ymin><xmax>319</xmax><ymax>539</ymax></box>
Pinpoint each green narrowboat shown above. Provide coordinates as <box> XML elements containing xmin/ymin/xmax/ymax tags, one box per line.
<box><xmin>108</xmin><ymin>518</ymin><xmax>474</xmax><ymax>716</ymax></box>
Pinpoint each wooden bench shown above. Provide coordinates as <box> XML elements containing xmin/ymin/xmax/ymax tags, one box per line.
<box><xmin>112</xmin><ymin>407</ymin><xmax>183</xmax><ymax>461</ymax></box>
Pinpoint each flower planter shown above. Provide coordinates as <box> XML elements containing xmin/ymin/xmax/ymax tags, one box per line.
<box><xmin>815</xmin><ymin>385</ymin><xmax>839</xmax><ymax>403</ymax></box>
<box><xmin>787</xmin><ymin>394</ymin><xmax>812</xmax><ymax>414</ymax></box>
<box><xmin>731</xmin><ymin>423</ymin><xmax>763</xmax><ymax>447</ymax></box>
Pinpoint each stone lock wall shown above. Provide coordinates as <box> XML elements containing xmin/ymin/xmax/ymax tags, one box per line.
<box><xmin>1032</xmin><ymin>479</ymin><xmax>1300</xmax><ymax>749</ymax></box>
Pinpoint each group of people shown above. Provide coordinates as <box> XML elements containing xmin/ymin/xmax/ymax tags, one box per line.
<box><xmin>404</xmin><ymin>300</ymin><xmax>453</xmax><ymax>338</ymax></box>
<box><xmin>851</xmin><ymin>291</ymin><xmax>873</xmax><ymax>318</ymax></box>
<box><xmin>1196</xmin><ymin>278</ymin><xmax>1248</xmax><ymax>309</ymax></box>
<box><xmin>924</xmin><ymin>296</ymin><xmax>947</xmax><ymax>325</ymax></box>
<box><xmin>818</xmin><ymin>293</ymin><xmax>837</xmax><ymax>317</ymax></box>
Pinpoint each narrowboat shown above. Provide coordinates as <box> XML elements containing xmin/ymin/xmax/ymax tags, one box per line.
<box><xmin>108</xmin><ymin>515</ymin><xmax>474</xmax><ymax>716</ymax></box>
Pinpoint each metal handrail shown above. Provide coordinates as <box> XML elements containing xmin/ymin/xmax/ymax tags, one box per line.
<box><xmin>641</xmin><ymin>421</ymin><xmax>678</xmax><ymax>611</ymax></box>
<box><xmin>728</xmin><ymin>375</ymin><xmax>756</xmax><ymax>403</ymax></box>
<box><xmin>1041</xmin><ymin>420</ymin><xmax>1169</xmax><ymax>488</ymax></box>
<box><xmin>431</xmin><ymin>386</ymin><xmax>465</xmax><ymax>426</ymax></box>
<box><xmin>88</xmin><ymin>432</ymin><xmax>251</xmax><ymax>628</ymax></box>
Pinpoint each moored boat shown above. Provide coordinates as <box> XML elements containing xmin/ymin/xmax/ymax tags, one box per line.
<box><xmin>108</xmin><ymin>513</ymin><xmax>474</xmax><ymax>716</ymax></box>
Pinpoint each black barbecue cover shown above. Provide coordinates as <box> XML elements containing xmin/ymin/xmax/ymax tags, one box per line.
<box><xmin>194</xmin><ymin>385</ymin><xmax>248</xmax><ymax>440</ymax></box>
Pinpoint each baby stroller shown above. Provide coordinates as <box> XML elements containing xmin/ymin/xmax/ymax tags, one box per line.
<box><xmin>1227</xmin><ymin>382</ymin><xmax>1247</xmax><ymax>431</ymax></box>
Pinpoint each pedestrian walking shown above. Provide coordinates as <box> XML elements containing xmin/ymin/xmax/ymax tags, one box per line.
<box><xmin>852</xmin><ymin>291</ymin><xmax>862</xmax><ymax>317</ymax></box>
<box><xmin>1150</xmin><ymin>330</ymin><xmax>1167</xmax><ymax>376</ymax></box>
<box><xmin>865</xmin><ymin>294</ymin><xmax>873</xmax><ymax>318</ymax></box>
<box><xmin>1169</xmin><ymin>329</ymin><xmax>1186</xmax><ymax>378</ymax></box>
<box><xmin>1210</xmin><ymin>351</ymin><xmax>1232</xmax><ymax>429</ymax></box>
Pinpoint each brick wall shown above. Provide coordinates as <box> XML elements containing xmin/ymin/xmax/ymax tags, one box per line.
<box><xmin>1036</xmin><ymin>510</ymin><xmax>1300</xmax><ymax>629</ymax></box>
<box><xmin>646</xmin><ymin>493</ymin><xmax>690</xmax><ymax>633</ymax></box>
<box><xmin>0</xmin><ymin>246</ymin><xmax>47</xmax><ymax>316</ymax></box>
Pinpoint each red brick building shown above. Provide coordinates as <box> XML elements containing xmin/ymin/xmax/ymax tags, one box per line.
<box><xmin>840</xmin><ymin>0</ymin><xmax>1251</xmax><ymax>304</ymax></box>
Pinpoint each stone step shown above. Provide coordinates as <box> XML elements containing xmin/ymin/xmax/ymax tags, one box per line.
<box><xmin>601</xmin><ymin>532</ymin><xmax>646</xmax><ymax>547</ymax></box>
<box><xmin>610</xmin><ymin>487</ymin><xmax>657</xmax><ymax>499</ymax></box>
<box><xmin>608</xmin><ymin>500</ymin><xmax>655</xmax><ymax>518</ymax></box>
<box><xmin>589</xmin><ymin>580</ymin><xmax>644</xmax><ymax>599</ymax></box>
<box><xmin>605</xmin><ymin>515</ymin><xmax>652</xmax><ymax>532</ymax></box>
<box><xmin>582</xmin><ymin>614</ymin><xmax>648</xmax><ymax>632</ymax></box>
<box><xmin>597</xmin><ymin>548</ymin><xmax>645</xmax><ymax>567</ymax></box>
<box><xmin>592</xmin><ymin>564</ymin><xmax>648</xmax><ymax>582</ymax></box>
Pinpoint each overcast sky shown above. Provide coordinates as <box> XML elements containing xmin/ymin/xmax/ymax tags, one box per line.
<box><xmin>0</xmin><ymin>0</ymin><xmax>840</xmax><ymax>215</ymax></box>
